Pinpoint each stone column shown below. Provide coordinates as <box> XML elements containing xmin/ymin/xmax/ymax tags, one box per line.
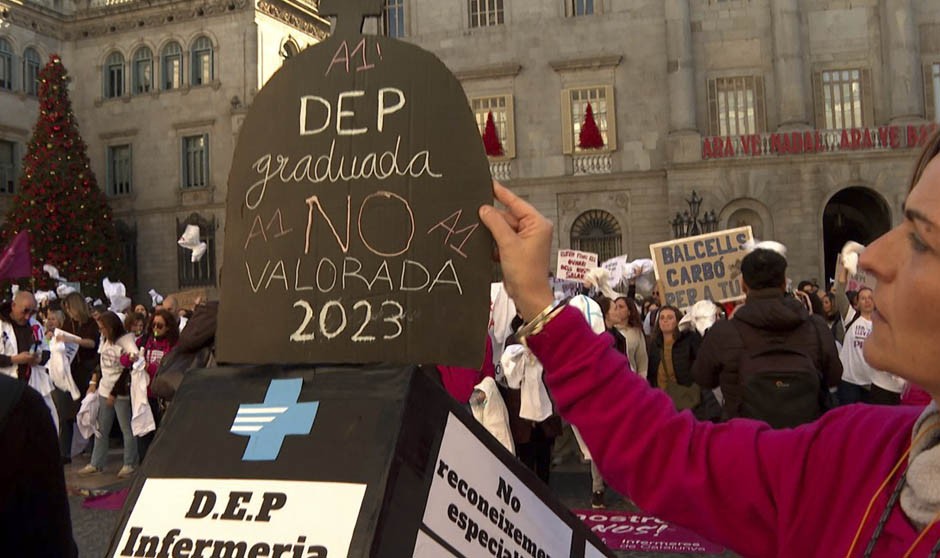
<box><xmin>664</xmin><ymin>0</ymin><xmax>702</xmax><ymax>163</ymax></box>
<box><xmin>883</xmin><ymin>0</ymin><xmax>922</xmax><ymax>122</ymax></box>
<box><xmin>772</xmin><ymin>0</ymin><xmax>809</xmax><ymax>129</ymax></box>
<box><xmin>665</xmin><ymin>0</ymin><xmax>696</xmax><ymax>132</ymax></box>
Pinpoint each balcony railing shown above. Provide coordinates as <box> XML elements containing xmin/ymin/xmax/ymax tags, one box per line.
<box><xmin>86</xmin><ymin>0</ymin><xmax>138</xmax><ymax>8</ymax></box>
<box><xmin>572</xmin><ymin>151</ymin><xmax>612</xmax><ymax>175</ymax></box>
<box><xmin>489</xmin><ymin>160</ymin><xmax>512</xmax><ymax>182</ymax></box>
<box><xmin>702</xmin><ymin>123</ymin><xmax>940</xmax><ymax>160</ymax></box>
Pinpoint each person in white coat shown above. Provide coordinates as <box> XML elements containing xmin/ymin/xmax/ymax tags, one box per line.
<box><xmin>77</xmin><ymin>311</ymin><xmax>140</xmax><ymax>478</ymax></box>
<box><xmin>0</xmin><ymin>291</ymin><xmax>44</xmax><ymax>381</ymax></box>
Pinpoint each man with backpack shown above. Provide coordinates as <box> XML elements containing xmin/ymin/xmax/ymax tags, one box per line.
<box><xmin>692</xmin><ymin>248</ymin><xmax>843</xmax><ymax>428</ymax></box>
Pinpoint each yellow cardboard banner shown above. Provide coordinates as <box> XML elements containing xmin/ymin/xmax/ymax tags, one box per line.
<box><xmin>649</xmin><ymin>227</ymin><xmax>753</xmax><ymax>309</ymax></box>
<box><xmin>166</xmin><ymin>288</ymin><xmax>209</xmax><ymax>311</ymax></box>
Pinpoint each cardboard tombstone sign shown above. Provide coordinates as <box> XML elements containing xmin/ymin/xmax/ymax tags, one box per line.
<box><xmin>217</xmin><ymin>0</ymin><xmax>492</xmax><ymax>368</ymax></box>
<box><xmin>107</xmin><ymin>367</ymin><xmax>616</xmax><ymax>558</ymax></box>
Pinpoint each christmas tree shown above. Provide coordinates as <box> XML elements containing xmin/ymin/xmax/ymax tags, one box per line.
<box><xmin>1</xmin><ymin>55</ymin><xmax>122</xmax><ymax>289</ymax></box>
<box><xmin>482</xmin><ymin>111</ymin><xmax>505</xmax><ymax>157</ymax></box>
<box><xmin>578</xmin><ymin>102</ymin><xmax>605</xmax><ymax>150</ymax></box>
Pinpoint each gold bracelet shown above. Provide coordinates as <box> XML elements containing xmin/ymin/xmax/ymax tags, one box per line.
<box><xmin>518</xmin><ymin>299</ymin><xmax>568</xmax><ymax>346</ymax></box>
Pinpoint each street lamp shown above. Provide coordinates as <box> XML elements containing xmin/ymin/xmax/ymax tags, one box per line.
<box><xmin>670</xmin><ymin>190</ymin><xmax>716</xmax><ymax>238</ymax></box>
<box><xmin>700</xmin><ymin>210</ymin><xmax>719</xmax><ymax>234</ymax></box>
<box><xmin>670</xmin><ymin>212</ymin><xmax>685</xmax><ymax>239</ymax></box>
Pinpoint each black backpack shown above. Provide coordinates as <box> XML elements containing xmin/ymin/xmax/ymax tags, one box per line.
<box><xmin>733</xmin><ymin>319</ymin><xmax>824</xmax><ymax>429</ymax></box>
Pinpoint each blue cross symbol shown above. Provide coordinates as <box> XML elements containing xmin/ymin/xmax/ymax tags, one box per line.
<box><xmin>230</xmin><ymin>378</ymin><xmax>319</xmax><ymax>461</ymax></box>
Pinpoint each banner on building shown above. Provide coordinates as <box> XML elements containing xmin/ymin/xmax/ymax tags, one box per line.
<box><xmin>649</xmin><ymin>227</ymin><xmax>753</xmax><ymax>309</ymax></box>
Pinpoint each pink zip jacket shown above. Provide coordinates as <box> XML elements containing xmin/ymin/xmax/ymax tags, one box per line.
<box><xmin>528</xmin><ymin>307</ymin><xmax>938</xmax><ymax>557</ymax></box>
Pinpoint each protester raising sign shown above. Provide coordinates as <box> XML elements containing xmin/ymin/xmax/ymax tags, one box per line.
<box><xmin>216</xmin><ymin>9</ymin><xmax>492</xmax><ymax>368</ymax></box>
<box><xmin>556</xmin><ymin>249</ymin><xmax>599</xmax><ymax>282</ymax></box>
<box><xmin>649</xmin><ymin>227</ymin><xmax>753</xmax><ymax>309</ymax></box>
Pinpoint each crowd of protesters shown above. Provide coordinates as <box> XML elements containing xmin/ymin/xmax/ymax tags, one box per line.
<box><xmin>473</xmin><ymin>127</ymin><xmax>940</xmax><ymax>556</ymax></box>
<box><xmin>2</xmin><ymin>290</ymin><xmax>190</xmax><ymax>474</ymax></box>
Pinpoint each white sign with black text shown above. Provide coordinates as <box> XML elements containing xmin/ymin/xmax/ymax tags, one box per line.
<box><xmin>112</xmin><ymin>478</ymin><xmax>366</xmax><ymax>558</ymax></box>
<box><xmin>417</xmin><ymin>413</ymin><xmax>573</xmax><ymax>558</ymax></box>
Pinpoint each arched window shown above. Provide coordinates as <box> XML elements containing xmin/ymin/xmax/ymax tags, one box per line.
<box><xmin>132</xmin><ymin>47</ymin><xmax>153</xmax><ymax>94</ymax></box>
<box><xmin>0</xmin><ymin>39</ymin><xmax>13</xmax><ymax>91</ymax></box>
<box><xmin>104</xmin><ymin>51</ymin><xmax>125</xmax><ymax>98</ymax></box>
<box><xmin>570</xmin><ymin>209</ymin><xmax>622</xmax><ymax>263</ymax></box>
<box><xmin>190</xmin><ymin>36</ymin><xmax>214</xmax><ymax>86</ymax></box>
<box><xmin>22</xmin><ymin>48</ymin><xmax>40</xmax><ymax>96</ymax></box>
<box><xmin>162</xmin><ymin>42</ymin><xmax>183</xmax><ymax>90</ymax></box>
<box><xmin>177</xmin><ymin>213</ymin><xmax>216</xmax><ymax>287</ymax></box>
<box><xmin>280</xmin><ymin>39</ymin><xmax>299</xmax><ymax>61</ymax></box>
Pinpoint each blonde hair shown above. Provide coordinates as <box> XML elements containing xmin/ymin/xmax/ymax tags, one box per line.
<box><xmin>62</xmin><ymin>292</ymin><xmax>91</xmax><ymax>324</ymax></box>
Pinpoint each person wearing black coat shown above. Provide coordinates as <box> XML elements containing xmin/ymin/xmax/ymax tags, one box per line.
<box><xmin>0</xmin><ymin>374</ymin><xmax>78</xmax><ymax>557</ymax></box>
<box><xmin>647</xmin><ymin>306</ymin><xmax>720</xmax><ymax>421</ymax></box>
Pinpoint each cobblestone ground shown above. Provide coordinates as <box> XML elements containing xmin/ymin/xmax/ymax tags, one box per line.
<box><xmin>67</xmin><ymin>451</ymin><xmax>737</xmax><ymax>558</ymax></box>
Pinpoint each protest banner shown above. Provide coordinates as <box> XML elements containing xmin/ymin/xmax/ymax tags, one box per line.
<box><xmin>216</xmin><ymin>0</ymin><xmax>492</xmax><ymax>368</ymax></box>
<box><xmin>574</xmin><ymin>510</ymin><xmax>725</xmax><ymax>554</ymax></box>
<box><xmin>165</xmin><ymin>288</ymin><xmax>209</xmax><ymax>311</ymax></box>
<box><xmin>847</xmin><ymin>268</ymin><xmax>876</xmax><ymax>292</ymax></box>
<box><xmin>112</xmin><ymin>5</ymin><xmax>613</xmax><ymax>558</ymax></box>
<box><xmin>556</xmin><ymin>249</ymin><xmax>599</xmax><ymax>282</ymax></box>
<box><xmin>649</xmin><ymin>227</ymin><xmax>753</xmax><ymax>309</ymax></box>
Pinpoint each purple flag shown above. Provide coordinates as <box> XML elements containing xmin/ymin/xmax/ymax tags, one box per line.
<box><xmin>0</xmin><ymin>231</ymin><xmax>32</xmax><ymax>280</ymax></box>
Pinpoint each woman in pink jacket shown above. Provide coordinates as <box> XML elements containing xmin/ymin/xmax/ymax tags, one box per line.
<box><xmin>477</xmin><ymin>131</ymin><xmax>940</xmax><ymax>557</ymax></box>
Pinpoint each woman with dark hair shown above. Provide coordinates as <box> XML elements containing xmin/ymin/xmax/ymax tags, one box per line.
<box><xmin>124</xmin><ymin>308</ymin><xmax>179</xmax><ymax>459</ymax></box>
<box><xmin>78</xmin><ymin>311</ymin><xmax>139</xmax><ymax>477</ymax></box>
<box><xmin>615</xmin><ymin>296</ymin><xmax>648</xmax><ymax>379</ymax></box>
<box><xmin>476</xmin><ymin>128</ymin><xmax>940</xmax><ymax>556</ymax></box>
<box><xmin>597</xmin><ymin>297</ymin><xmax>627</xmax><ymax>355</ymax></box>
<box><xmin>647</xmin><ymin>306</ymin><xmax>708</xmax><ymax>418</ymax></box>
<box><xmin>53</xmin><ymin>292</ymin><xmax>99</xmax><ymax>463</ymax></box>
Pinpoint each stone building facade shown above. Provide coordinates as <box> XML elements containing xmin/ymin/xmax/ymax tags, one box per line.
<box><xmin>394</xmin><ymin>0</ymin><xmax>940</xmax><ymax>286</ymax></box>
<box><xmin>1</xmin><ymin>0</ymin><xmax>939</xmax><ymax>298</ymax></box>
<box><xmin>0</xmin><ymin>0</ymin><xmax>328</xmax><ymax>298</ymax></box>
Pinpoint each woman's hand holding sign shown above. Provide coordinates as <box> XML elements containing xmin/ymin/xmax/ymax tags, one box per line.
<box><xmin>479</xmin><ymin>182</ymin><xmax>555</xmax><ymax>322</ymax></box>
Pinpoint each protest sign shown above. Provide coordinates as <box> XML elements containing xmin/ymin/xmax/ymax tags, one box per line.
<box><xmin>575</xmin><ymin>510</ymin><xmax>725</xmax><ymax>554</ymax></box>
<box><xmin>847</xmin><ymin>268</ymin><xmax>876</xmax><ymax>292</ymax></box>
<box><xmin>216</xmin><ymin>1</ymin><xmax>492</xmax><ymax>368</ymax></box>
<box><xmin>109</xmin><ymin>366</ymin><xmax>615</xmax><ymax>558</ymax></box>
<box><xmin>556</xmin><ymin>249</ymin><xmax>599</xmax><ymax>282</ymax></box>
<box><xmin>649</xmin><ymin>227</ymin><xmax>753</xmax><ymax>309</ymax></box>
<box><xmin>165</xmin><ymin>288</ymin><xmax>208</xmax><ymax>311</ymax></box>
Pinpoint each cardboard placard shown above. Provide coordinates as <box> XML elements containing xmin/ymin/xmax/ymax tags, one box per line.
<box><xmin>216</xmin><ymin>8</ymin><xmax>492</xmax><ymax>368</ymax></box>
<box><xmin>165</xmin><ymin>288</ymin><xmax>208</xmax><ymax>311</ymax></box>
<box><xmin>555</xmin><ymin>249</ymin><xmax>599</xmax><ymax>282</ymax></box>
<box><xmin>847</xmin><ymin>268</ymin><xmax>876</xmax><ymax>292</ymax></box>
<box><xmin>108</xmin><ymin>366</ymin><xmax>615</xmax><ymax>558</ymax></box>
<box><xmin>649</xmin><ymin>227</ymin><xmax>753</xmax><ymax>309</ymax></box>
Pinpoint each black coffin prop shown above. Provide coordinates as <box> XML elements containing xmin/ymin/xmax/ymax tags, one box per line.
<box><xmin>107</xmin><ymin>367</ymin><xmax>615</xmax><ymax>558</ymax></box>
